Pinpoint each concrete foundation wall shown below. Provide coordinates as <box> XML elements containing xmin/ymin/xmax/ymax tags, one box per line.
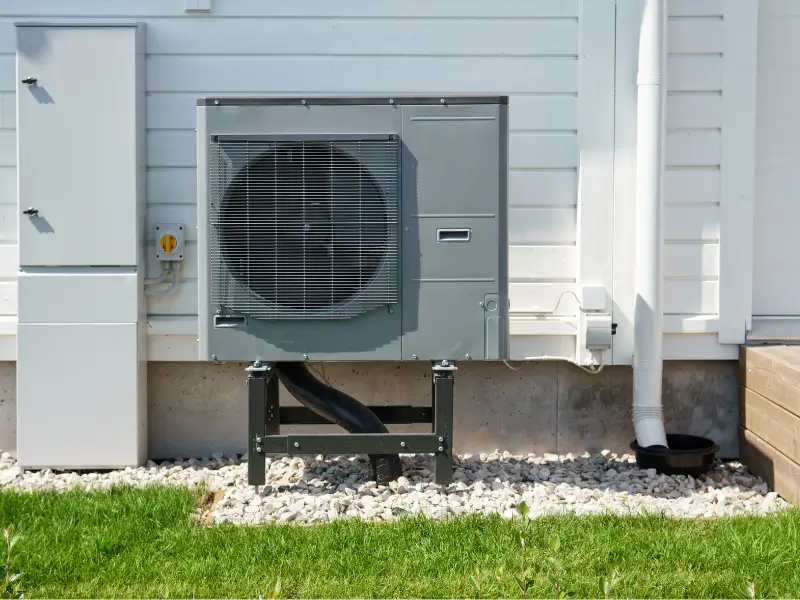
<box><xmin>0</xmin><ymin>360</ymin><xmax>740</xmax><ymax>460</ymax></box>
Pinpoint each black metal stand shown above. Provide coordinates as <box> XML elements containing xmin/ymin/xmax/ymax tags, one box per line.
<box><xmin>247</xmin><ymin>360</ymin><xmax>456</xmax><ymax>486</ymax></box>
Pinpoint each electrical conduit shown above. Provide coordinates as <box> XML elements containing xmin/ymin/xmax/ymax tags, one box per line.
<box><xmin>633</xmin><ymin>0</ymin><xmax>669</xmax><ymax>449</ymax></box>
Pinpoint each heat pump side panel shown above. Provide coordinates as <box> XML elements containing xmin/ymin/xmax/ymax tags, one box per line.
<box><xmin>400</xmin><ymin>103</ymin><xmax>509</xmax><ymax>360</ymax></box>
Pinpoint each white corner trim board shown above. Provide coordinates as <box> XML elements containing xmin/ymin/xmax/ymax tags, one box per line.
<box><xmin>716</xmin><ymin>0</ymin><xmax>759</xmax><ymax>345</ymax></box>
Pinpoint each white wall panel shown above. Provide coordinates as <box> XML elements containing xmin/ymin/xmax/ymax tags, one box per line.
<box><xmin>0</xmin><ymin>1</ymin><xmax>759</xmax><ymax>361</ymax></box>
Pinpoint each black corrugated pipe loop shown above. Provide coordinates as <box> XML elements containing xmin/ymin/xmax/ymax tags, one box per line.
<box><xmin>274</xmin><ymin>362</ymin><xmax>403</xmax><ymax>484</ymax></box>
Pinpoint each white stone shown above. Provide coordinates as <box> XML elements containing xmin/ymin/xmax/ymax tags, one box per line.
<box><xmin>0</xmin><ymin>449</ymin><xmax>786</xmax><ymax>524</ymax></box>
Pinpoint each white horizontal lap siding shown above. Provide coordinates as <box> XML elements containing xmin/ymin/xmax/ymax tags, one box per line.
<box><xmin>613</xmin><ymin>0</ymin><xmax>753</xmax><ymax>363</ymax></box>
<box><xmin>0</xmin><ymin>1</ymin><xmax>583</xmax><ymax>360</ymax></box>
<box><xmin>664</xmin><ymin>13</ymin><xmax>723</xmax><ymax>321</ymax></box>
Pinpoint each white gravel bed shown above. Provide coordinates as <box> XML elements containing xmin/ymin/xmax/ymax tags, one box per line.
<box><xmin>0</xmin><ymin>449</ymin><xmax>789</xmax><ymax>524</ymax></box>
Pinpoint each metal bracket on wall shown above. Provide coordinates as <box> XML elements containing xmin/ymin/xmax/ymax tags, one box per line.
<box><xmin>247</xmin><ymin>360</ymin><xmax>456</xmax><ymax>486</ymax></box>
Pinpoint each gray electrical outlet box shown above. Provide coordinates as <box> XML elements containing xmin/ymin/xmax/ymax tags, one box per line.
<box><xmin>585</xmin><ymin>313</ymin><xmax>613</xmax><ymax>351</ymax></box>
<box><xmin>197</xmin><ymin>96</ymin><xmax>509</xmax><ymax>362</ymax></box>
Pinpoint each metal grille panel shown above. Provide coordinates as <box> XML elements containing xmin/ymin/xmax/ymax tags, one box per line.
<box><xmin>209</xmin><ymin>137</ymin><xmax>399</xmax><ymax>320</ymax></box>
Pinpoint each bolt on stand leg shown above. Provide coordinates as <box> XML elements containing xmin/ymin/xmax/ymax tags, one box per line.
<box><xmin>247</xmin><ymin>361</ymin><xmax>275</xmax><ymax>486</ymax></box>
<box><xmin>433</xmin><ymin>360</ymin><xmax>456</xmax><ymax>484</ymax></box>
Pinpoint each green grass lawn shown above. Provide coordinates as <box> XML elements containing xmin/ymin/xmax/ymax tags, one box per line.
<box><xmin>1</xmin><ymin>486</ymin><xmax>798</xmax><ymax>598</ymax></box>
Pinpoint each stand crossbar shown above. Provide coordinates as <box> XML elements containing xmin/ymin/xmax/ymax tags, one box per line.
<box><xmin>247</xmin><ymin>361</ymin><xmax>456</xmax><ymax>486</ymax></box>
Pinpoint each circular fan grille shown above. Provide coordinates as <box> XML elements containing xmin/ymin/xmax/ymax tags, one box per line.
<box><xmin>217</xmin><ymin>141</ymin><xmax>395</xmax><ymax>314</ymax></box>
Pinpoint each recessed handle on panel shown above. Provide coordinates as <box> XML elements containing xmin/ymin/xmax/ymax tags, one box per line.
<box><xmin>213</xmin><ymin>314</ymin><xmax>248</xmax><ymax>328</ymax></box>
<box><xmin>437</xmin><ymin>228</ymin><xmax>471</xmax><ymax>242</ymax></box>
<box><xmin>22</xmin><ymin>207</ymin><xmax>38</xmax><ymax>216</ymax></box>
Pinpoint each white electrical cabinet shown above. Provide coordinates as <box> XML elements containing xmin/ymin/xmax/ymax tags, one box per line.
<box><xmin>15</xmin><ymin>23</ymin><xmax>147</xmax><ymax>469</ymax></box>
<box><xmin>17</xmin><ymin>323</ymin><xmax>146</xmax><ymax>469</ymax></box>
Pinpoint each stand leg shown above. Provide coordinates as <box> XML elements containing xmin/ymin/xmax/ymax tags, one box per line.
<box><xmin>247</xmin><ymin>362</ymin><xmax>273</xmax><ymax>486</ymax></box>
<box><xmin>266</xmin><ymin>372</ymin><xmax>280</xmax><ymax>436</ymax></box>
<box><xmin>430</xmin><ymin>363</ymin><xmax>436</xmax><ymax>434</ymax></box>
<box><xmin>433</xmin><ymin>361</ymin><xmax>455</xmax><ymax>484</ymax></box>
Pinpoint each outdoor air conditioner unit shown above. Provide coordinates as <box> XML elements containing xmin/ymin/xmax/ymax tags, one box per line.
<box><xmin>197</xmin><ymin>96</ymin><xmax>509</xmax><ymax>363</ymax></box>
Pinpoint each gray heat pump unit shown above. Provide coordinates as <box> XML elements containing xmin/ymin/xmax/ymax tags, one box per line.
<box><xmin>197</xmin><ymin>96</ymin><xmax>509</xmax><ymax>363</ymax></box>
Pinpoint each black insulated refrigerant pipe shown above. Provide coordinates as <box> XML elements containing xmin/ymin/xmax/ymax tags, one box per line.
<box><xmin>273</xmin><ymin>362</ymin><xmax>403</xmax><ymax>484</ymax></box>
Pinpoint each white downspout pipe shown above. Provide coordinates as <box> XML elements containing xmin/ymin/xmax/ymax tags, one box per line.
<box><xmin>633</xmin><ymin>0</ymin><xmax>669</xmax><ymax>448</ymax></box>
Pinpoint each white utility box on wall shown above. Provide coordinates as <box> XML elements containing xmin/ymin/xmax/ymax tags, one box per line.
<box><xmin>15</xmin><ymin>23</ymin><xmax>147</xmax><ymax>469</ymax></box>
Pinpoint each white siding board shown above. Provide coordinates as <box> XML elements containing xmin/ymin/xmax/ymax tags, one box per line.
<box><xmin>667</xmin><ymin>95</ymin><xmax>722</xmax><ymax>129</ymax></box>
<box><xmin>509</xmin><ymin>282</ymin><xmax>579</xmax><ymax>316</ymax></box>
<box><xmin>147</xmin><ymin>280</ymin><xmax>197</xmax><ymax>315</ymax></box>
<box><xmin>147</xmin><ymin>204</ymin><xmax>196</xmax><ymax>241</ymax></box>
<box><xmin>668</xmin><ymin>1</ymin><xmax>726</xmax><ymax>17</ymax></box>
<box><xmin>0</xmin><ymin>131</ymin><xmax>14</xmax><ymax>167</ymax></box>
<box><xmin>664</xmin><ymin>204</ymin><xmax>720</xmax><ymax>241</ymax></box>
<box><xmin>668</xmin><ymin>18</ymin><xmax>724</xmax><ymax>54</ymax></box>
<box><xmin>145</xmin><ymin>18</ymin><xmax>580</xmax><ymax>56</ymax></box>
<box><xmin>146</xmin><ymin>94</ymin><xmax>197</xmax><ymax>130</ymax></box>
<box><xmin>510</xmin><ymin>318</ymin><xmax>577</xmax><ymax>337</ymax></box>
<box><xmin>664</xmin><ymin>314</ymin><xmax>720</xmax><ymax>334</ymax></box>
<box><xmin>664</xmin><ymin>280</ymin><xmax>719</xmax><ymax>315</ymax></box>
<box><xmin>509</xmin><ymin>246</ymin><xmax>575</xmax><ymax>281</ymax></box>
<box><xmin>667</xmin><ymin>55</ymin><xmax>722</xmax><ymax>91</ymax></box>
<box><xmin>0</xmin><ymin>93</ymin><xmax>14</xmax><ymax>130</ymax></box>
<box><xmin>664</xmin><ymin>243</ymin><xmax>719</xmax><ymax>278</ymax></box>
<box><xmin>664</xmin><ymin>168</ymin><xmax>720</xmax><ymax>203</ymax></box>
<box><xmin>0</xmin><ymin>204</ymin><xmax>17</xmax><ymax>244</ymax></box>
<box><xmin>146</xmin><ymin>56</ymin><xmax>580</xmax><ymax>94</ymax></box>
<box><xmin>510</xmin><ymin>336</ymin><xmax>577</xmax><ymax>360</ymax></box>
<box><xmin>508</xmin><ymin>134</ymin><xmax>577</xmax><ymax>169</ymax></box>
<box><xmin>147</xmin><ymin>242</ymin><xmax>198</xmax><ymax>279</ymax></box>
<box><xmin>0</xmin><ymin>245</ymin><xmax>17</xmax><ymax>280</ymax></box>
<box><xmin>508</xmin><ymin>208</ymin><xmax>575</xmax><ymax>244</ymax></box>
<box><xmin>147</xmin><ymin>168</ymin><xmax>196</xmax><ymax>205</ymax></box>
<box><xmin>508</xmin><ymin>170</ymin><xmax>577</xmax><ymax>207</ymax></box>
<box><xmin>0</xmin><ymin>282</ymin><xmax>16</xmax><ymax>316</ymax></box>
<box><xmin>0</xmin><ymin>25</ymin><xmax>13</xmax><ymax>55</ymax></box>
<box><xmin>666</xmin><ymin>130</ymin><xmax>721</xmax><ymax>166</ymax></box>
<box><xmin>509</xmin><ymin>96</ymin><xmax>577</xmax><ymax>131</ymax></box>
<box><xmin>0</xmin><ymin>168</ymin><xmax>15</xmax><ymax>205</ymax></box>
<box><xmin>147</xmin><ymin>131</ymin><xmax>195</xmax><ymax>168</ymax></box>
<box><xmin>0</xmin><ymin>56</ymin><xmax>13</xmax><ymax>94</ymax></box>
